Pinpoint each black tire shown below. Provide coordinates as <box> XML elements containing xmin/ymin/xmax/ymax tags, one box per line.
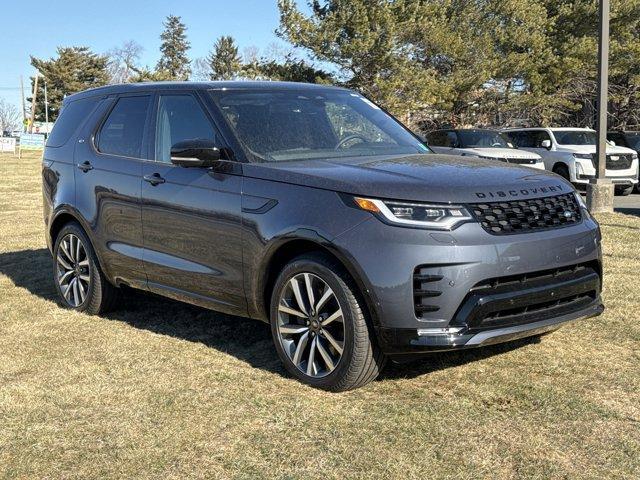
<box><xmin>553</xmin><ymin>164</ymin><xmax>571</xmax><ymax>182</ymax></box>
<box><xmin>615</xmin><ymin>185</ymin><xmax>633</xmax><ymax>196</ymax></box>
<box><xmin>269</xmin><ymin>253</ymin><xmax>386</xmax><ymax>391</ymax></box>
<box><xmin>53</xmin><ymin>222</ymin><xmax>120</xmax><ymax>315</ymax></box>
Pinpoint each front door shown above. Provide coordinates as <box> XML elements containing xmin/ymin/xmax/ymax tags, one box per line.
<box><xmin>141</xmin><ymin>92</ymin><xmax>246</xmax><ymax>315</ymax></box>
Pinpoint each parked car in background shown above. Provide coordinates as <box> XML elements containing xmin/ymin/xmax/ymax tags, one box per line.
<box><xmin>503</xmin><ymin>127</ymin><xmax>639</xmax><ymax>196</ymax></box>
<box><xmin>425</xmin><ymin>128</ymin><xmax>545</xmax><ymax>170</ymax></box>
<box><xmin>43</xmin><ymin>82</ymin><xmax>604</xmax><ymax>391</ymax></box>
<box><xmin>607</xmin><ymin>130</ymin><xmax>640</xmax><ymax>192</ymax></box>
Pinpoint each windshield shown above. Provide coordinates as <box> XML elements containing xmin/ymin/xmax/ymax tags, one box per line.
<box><xmin>210</xmin><ymin>89</ymin><xmax>429</xmax><ymax>162</ymax></box>
<box><xmin>554</xmin><ymin>130</ymin><xmax>597</xmax><ymax>145</ymax></box>
<box><xmin>457</xmin><ymin>130</ymin><xmax>513</xmax><ymax>148</ymax></box>
<box><xmin>625</xmin><ymin>133</ymin><xmax>640</xmax><ymax>150</ymax></box>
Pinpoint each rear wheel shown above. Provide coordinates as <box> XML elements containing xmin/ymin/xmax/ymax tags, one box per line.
<box><xmin>53</xmin><ymin>222</ymin><xmax>120</xmax><ymax>314</ymax></box>
<box><xmin>270</xmin><ymin>253</ymin><xmax>386</xmax><ymax>391</ymax></box>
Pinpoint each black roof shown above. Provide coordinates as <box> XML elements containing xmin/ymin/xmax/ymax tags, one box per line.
<box><xmin>64</xmin><ymin>81</ymin><xmax>349</xmax><ymax>104</ymax></box>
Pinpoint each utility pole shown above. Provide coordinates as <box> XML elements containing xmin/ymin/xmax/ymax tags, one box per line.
<box><xmin>43</xmin><ymin>77</ymin><xmax>49</xmax><ymax>129</ymax></box>
<box><xmin>20</xmin><ymin>76</ymin><xmax>26</xmax><ymax>132</ymax></box>
<box><xmin>29</xmin><ymin>75</ymin><xmax>38</xmax><ymax>134</ymax></box>
<box><xmin>587</xmin><ymin>0</ymin><xmax>614</xmax><ymax>213</ymax></box>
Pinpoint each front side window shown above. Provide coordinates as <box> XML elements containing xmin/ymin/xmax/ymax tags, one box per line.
<box><xmin>155</xmin><ymin>94</ymin><xmax>217</xmax><ymax>162</ymax></box>
<box><xmin>97</xmin><ymin>96</ymin><xmax>150</xmax><ymax>158</ymax></box>
<box><xmin>504</xmin><ymin>131</ymin><xmax>526</xmax><ymax>147</ymax></box>
<box><xmin>553</xmin><ymin>130</ymin><xmax>596</xmax><ymax>146</ymax></box>
<box><xmin>210</xmin><ymin>89</ymin><xmax>427</xmax><ymax>162</ymax></box>
<box><xmin>457</xmin><ymin>130</ymin><xmax>513</xmax><ymax>148</ymax></box>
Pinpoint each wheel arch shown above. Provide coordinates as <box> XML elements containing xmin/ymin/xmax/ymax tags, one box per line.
<box><xmin>49</xmin><ymin>209</ymin><xmax>108</xmax><ymax>277</ymax></box>
<box><xmin>256</xmin><ymin>236</ymin><xmax>381</xmax><ymax>328</ymax></box>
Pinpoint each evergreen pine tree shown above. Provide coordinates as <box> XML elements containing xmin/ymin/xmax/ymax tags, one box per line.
<box><xmin>29</xmin><ymin>47</ymin><xmax>109</xmax><ymax>121</ymax></box>
<box><xmin>208</xmin><ymin>36</ymin><xmax>242</xmax><ymax>80</ymax></box>
<box><xmin>156</xmin><ymin>15</ymin><xmax>191</xmax><ymax>80</ymax></box>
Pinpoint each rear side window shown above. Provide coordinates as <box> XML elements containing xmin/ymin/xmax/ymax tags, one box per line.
<box><xmin>97</xmin><ymin>96</ymin><xmax>150</xmax><ymax>158</ymax></box>
<box><xmin>47</xmin><ymin>97</ymin><xmax>99</xmax><ymax>147</ymax></box>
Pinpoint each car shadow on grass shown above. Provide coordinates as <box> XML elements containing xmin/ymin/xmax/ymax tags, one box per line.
<box><xmin>0</xmin><ymin>248</ymin><xmax>542</xmax><ymax>383</ymax></box>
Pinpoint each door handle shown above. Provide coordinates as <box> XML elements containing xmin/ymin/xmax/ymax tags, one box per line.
<box><xmin>77</xmin><ymin>161</ymin><xmax>93</xmax><ymax>172</ymax></box>
<box><xmin>143</xmin><ymin>173</ymin><xmax>166</xmax><ymax>186</ymax></box>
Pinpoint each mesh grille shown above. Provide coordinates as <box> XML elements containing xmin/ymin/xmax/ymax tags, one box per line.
<box><xmin>470</xmin><ymin>193</ymin><xmax>582</xmax><ymax>235</ymax></box>
<box><xmin>604</xmin><ymin>153</ymin><xmax>634</xmax><ymax>170</ymax></box>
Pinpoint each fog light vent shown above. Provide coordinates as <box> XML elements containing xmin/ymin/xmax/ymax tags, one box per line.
<box><xmin>413</xmin><ymin>267</ymin><xmax>443</xmax><ymax>318</ymax></box>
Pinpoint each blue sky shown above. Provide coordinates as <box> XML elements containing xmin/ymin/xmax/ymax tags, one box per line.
<box><xmin>0</xmin><ymin>0</ymin><xmax>298</xmax><ymax>110</ymax></box>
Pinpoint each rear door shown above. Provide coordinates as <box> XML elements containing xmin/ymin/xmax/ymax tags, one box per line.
<box><xmin>74</xmin><ymin>93</ymin><xmax>152</xmax><ymax>288</ymax></box>
<box><xmin>140</xmin><ymin>91</ymin><xmax>246</xmax><ymax>315</ymax></box>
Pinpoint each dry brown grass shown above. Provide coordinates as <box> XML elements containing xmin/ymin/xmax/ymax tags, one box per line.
<box><xmin>0</xmin><ymin>151</ymin><xmax>638</xmax><ymax>479</ymax></box>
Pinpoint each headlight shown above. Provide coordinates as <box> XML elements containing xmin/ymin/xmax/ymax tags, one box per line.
<box><xmin>573</xmin><ymin>153</ymin><xmax>593</xmax><ymax>160</ymax></box>
<box><xmin>574</xmin><ymin>191</ymin><xmax>592</xmax><ymax>220</ymax></box>
<box><xmin>353</xmin><ymin>197</ymin><xmax>472</xmax><ymax>230</ymax></box>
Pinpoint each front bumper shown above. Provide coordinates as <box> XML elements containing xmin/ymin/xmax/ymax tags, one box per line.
<box><xmin>377</xmin><ymin>298</ymin><xmax>603</xmax><ymax>355</ymax></box>
<box><xmin>573</xmin><ymin>158</ymin><xmax>638</xmax><ymax>185</ymax></box>
<box><xmin>332</xmin><ymin>211</ymin><xmax>603</xmax><ymax>355</ymax></box>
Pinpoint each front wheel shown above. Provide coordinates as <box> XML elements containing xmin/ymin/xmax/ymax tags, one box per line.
<box><xmin>270</xmin><ymin>253</ymin><xmax>386</xmax><ymax>391</ymax></box>
<box><xmin>615</xmin><ymin>185</ymin><xmax>634</xmax><ymax>196</ymax></box>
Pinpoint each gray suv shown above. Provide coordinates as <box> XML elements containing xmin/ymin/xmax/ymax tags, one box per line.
<box><xmin>43</xmin><ymin>82</ymin><xmax>604</xmax><ymax>391</ymax></box>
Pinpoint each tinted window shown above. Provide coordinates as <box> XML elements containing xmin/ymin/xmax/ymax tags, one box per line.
<box><xmin>426</xmin><ymin>131</ymin><xmax>447</xmax><ymax>146</ymax></box>
<box><xmin>607</xmin><ymin>132</ymin><xmax>627</xmax><ymax>147</ymax></box>
<box><xmin>211</xmin><ymin>90</ymin><xmax>427</xmax><ymax>162</ymax></box>
<box><xmin>97</xmin><ymin>96</ymin><xmax>150</xmax><ymax>158</ymax></box>
<box><xmin>624</xmin><ymin>134</ymin><xmax>640</xmax><ymax>150</ymax></box>
<box><xmin>508</xmin><ymin>130</ymin><xmax>550</xmax><ymax>148</ymax></box>
<box><xmin>554</xmin><ymin>130</ymin><xmax>596</xmax><ymax>146</ymax></box>
<box><xmin>47</xmin><ymin>97</ymin><xmax>99</xmax><ymax>147</ymax></box>
<box><xmin>457</xmin><ymin>130</ymin><xmax>512</xmax><ymax>148</ymax></box>
<box><xmin>156</xmin><ymin>95</ymin><xmax>217</xmax><ymax>162</ymax></box>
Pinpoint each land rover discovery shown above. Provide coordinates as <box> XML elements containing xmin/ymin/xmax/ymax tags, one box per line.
<box><xmin>43</xmin><ymin>82</ymin><xmax>604</xmax><ymax>391</ymax></box>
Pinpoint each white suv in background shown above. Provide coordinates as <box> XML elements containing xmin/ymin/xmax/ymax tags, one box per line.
<box><xmin>503</xmin><ymin>127</ymin><xmax>639</xmax><ymax>195</ymax></box>
<box><xmin>425</xmin><ymin>129</ymin><xmax>545</xmax><ymax>169</ymax></box>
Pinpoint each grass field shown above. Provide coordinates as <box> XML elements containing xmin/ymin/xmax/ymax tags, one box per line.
<box><xmin>1</xmin><ymin>151</ymin><xmax>638</xmax><ymax>479</ymax></box>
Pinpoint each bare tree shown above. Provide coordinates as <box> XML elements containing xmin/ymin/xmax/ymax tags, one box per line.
<box><xmin>106</xmin><ymin>40</ymin><xmax>144</xmax><ymax>84</ymax></box>
<box><xmin>191</xmin><ymin>57</ymin><xmax>211</xmax><ymax>81</ymax></box>
<box><xmin>0</xmin><ymin>99</ymin><xmax>20</xmax><ymax>133</ymax></box>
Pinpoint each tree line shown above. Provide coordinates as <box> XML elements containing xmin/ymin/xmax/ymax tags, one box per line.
<box><xmin>27</xmin><ymin>1</ymin><xmax>640</xmax><ymax>133</ymax></box>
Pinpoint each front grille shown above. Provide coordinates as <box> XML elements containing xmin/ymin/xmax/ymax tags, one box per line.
<box><xmin>603</xmin><ymin>153</ymin><xmax>633</xmax><ymax>170</ymax></box>
<box><xmin>504</xmin><ymin>157</ymin><xmax>538</xmax><ymax>165</ymax></box>
<box><xmin>470</xmin><ymin>193</ymin><xmax>581</xmax><ymax>235</ymax></box>
<box><xmin>453</xmin><ymin>262</ymin><xmax>601</xmax><ymax>330</ymax></box>
<box><xmin>413</xmin><ymin>267</ymin><xmax>443</xmax><ymax>318</ymax></box>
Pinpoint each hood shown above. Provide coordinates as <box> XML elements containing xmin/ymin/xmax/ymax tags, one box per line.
<box><xmin>560</xmin><ymin>144</ymin><xmax>637</xmax><ymax>155</ymax></box>
<box><xmin>242</xmin><ymin>153</ymin><xmax>573</xmax><ymax>204</ymax></box>
<box><xmin>457</xmin><ymin>147</ymin><xmax>541</xmax><ymax>160</ymax></box>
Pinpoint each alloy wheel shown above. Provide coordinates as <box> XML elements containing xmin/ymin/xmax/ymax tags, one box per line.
<box><xmin>276</xmin><ymin>272</ymin><xmax>345</xmax><ymax>378</ymax></box>
<box><xmin>56</xmin><ymin>233</ymin><xmax>91</xmax><ymax>307</ymax></box>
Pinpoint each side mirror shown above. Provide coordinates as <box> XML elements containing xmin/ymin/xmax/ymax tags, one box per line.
<box><xmin>170</xmin><ymin>139</ymin><xmax>221</xmax><ymax>167</ymax></box>
<box><xmin>540</xmin><ymin>139</ymin><xmax>552</xmax><ymax>150</ymax></box>
<box><xmin>608</xmin><ymin>140</ymin><xmax>616</xmax><ymax>146</ymax></box>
